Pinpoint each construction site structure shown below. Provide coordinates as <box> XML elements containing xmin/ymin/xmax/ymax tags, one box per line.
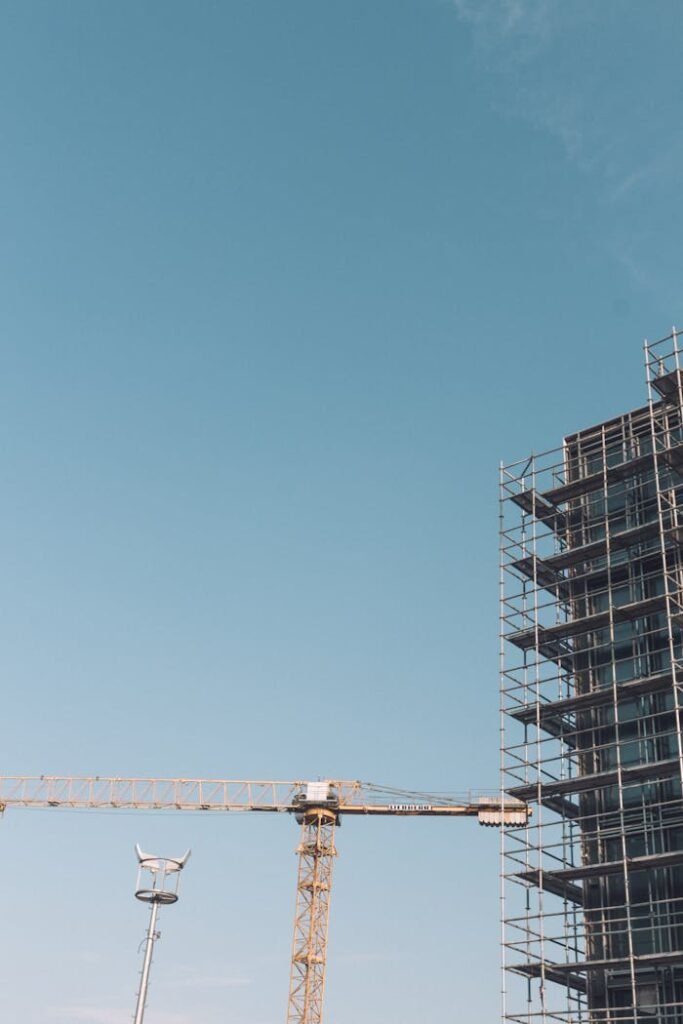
<box><xmin>0</xmin><ymin>775</ymin><xmax>527</xmax><ymax>1024</ymax></box>
<box><xmin>133</xmin><ymin>846</ymin><xmax>190</xmax><ymax>1024</ymax></box>
<box><xmin>500</xmin><ymin>328</ymin><xmax>683</xmax><ymax>1024</ymax></box>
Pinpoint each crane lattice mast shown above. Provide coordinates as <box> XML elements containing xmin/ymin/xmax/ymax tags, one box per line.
<box><xmin>0</xmin><ymin>776</ymin><xmax>527</xmax><ymax>1024</ymax></box>
<box><xmin>288</xmin><ymin>798</ymin><xmax>337</xmax><ymax>1024</ymax></box>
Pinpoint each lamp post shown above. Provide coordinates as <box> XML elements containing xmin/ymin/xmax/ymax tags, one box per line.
<box><xmin>132</xmin><ymin>844</ymin><xmax>190</xmax><ymax>1024</ymax></box>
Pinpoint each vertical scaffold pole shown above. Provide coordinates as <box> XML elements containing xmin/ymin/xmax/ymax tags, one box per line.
<box><xmin>286</xmin><ymin>807</ymin><xmax>338</xmax><ymax>1024</ymax></box>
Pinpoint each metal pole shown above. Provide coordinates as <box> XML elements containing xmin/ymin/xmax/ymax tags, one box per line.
<box><xmin>133</xmin><ymin>898</ymin><xmax>160</xmax><ymax>1024</ymax></box>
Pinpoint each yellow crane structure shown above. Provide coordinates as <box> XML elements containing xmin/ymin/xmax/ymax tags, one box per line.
<box><xmin>0</xmin><ymin>776</ymin><xmax>527</xmax><ymax>1024</ymax></box>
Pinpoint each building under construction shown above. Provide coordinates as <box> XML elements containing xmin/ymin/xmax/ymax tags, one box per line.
<box><xmin>500</xmin><ymin>330</ymin><xmax>683</xmax><ymax>1023</ymax></box>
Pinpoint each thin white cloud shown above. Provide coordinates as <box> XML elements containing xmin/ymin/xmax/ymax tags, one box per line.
<box><xmin>76</xmin><ymin>951</ymin><xmax>104</xmax><ymax>966</ymax></box>
<box><xmin>171</xmin><ymin>969</ymin><xmax>251</xmax><ymax>990</ymax></box>
<box><xmin>50</xmin><ymin>1008</ymin><xmax>194</xmax><ymax>1024</ymax></box>
<box><xmin>450</xmin><ymin>0</ymin><xmax>683</xmax><ymax>309</ymax></box>
<box><xmin>335</xmin><ymin>950</ymin><xmax>404</xmax><ymax>964</ymax></box>
<box><xmin>607</xmin><ymin>237</ymin><xmax>683</xmax><ymax>316</ymax></box>
<box><xmin>607</xmin><ymin>142</ymin><xmax>683</xmax><ymax>204</ymax></box>
<box><xmin>451</xmin><ymin>1</ymin><xmax>592</xmax><ymax>162</ymax></box>
<box><xmin>451</xmin><ymin>0</ymin><xmax>559</xmax><ymax>57</ymax></box>
<box><xmin>50</xmin><ymin>1010</ymin><xmax>127</xmax><ymax>1024</ymax></box>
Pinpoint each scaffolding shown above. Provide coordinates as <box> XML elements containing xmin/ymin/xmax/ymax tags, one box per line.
<box><xmin>500</xmin><ymin>329</ymin><xmax>683</xmax><ymax>1024</ymax></box>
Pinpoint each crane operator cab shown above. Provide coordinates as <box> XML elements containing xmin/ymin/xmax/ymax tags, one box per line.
<box><xmin>292</xmin><ymin>781</ymin><xmax>340</xmax><ymax>824</ymax></box>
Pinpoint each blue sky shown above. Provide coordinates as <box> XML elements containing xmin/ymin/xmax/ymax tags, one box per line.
<box><xmin>1</xmin><ymin>2</ymin><xmax>682</xmax><ymax>1022</ymax></box>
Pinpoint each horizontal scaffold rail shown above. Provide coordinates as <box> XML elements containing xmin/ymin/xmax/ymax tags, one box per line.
<box><xmin>0</xmin><ymin>777</ymin><xmax>529</xmax><ymax>822</ymax></box>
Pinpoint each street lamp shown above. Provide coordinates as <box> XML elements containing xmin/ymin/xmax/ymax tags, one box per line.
<box><xmin>132</xmin><ymin>844</ymin><xmax>190</xmax><ymax>1024</ymax></box>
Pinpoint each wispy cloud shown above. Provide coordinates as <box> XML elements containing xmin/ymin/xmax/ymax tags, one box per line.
<box><xmin>50</xmin><ymin>1008</ymin><xmax>194</xmax><ymax>1024</ymax></box>
<box><xmin>335</xmin><ymin>950</ymin><xmax>404</xmax><ymax>965</ymax></box>
<box><xmin>452</xmin><ymin>0</ymin><xmax>557</xmax><ymax>52</ymax></box>
<box><xmin>452</xmin><ymin>1</ymin><xmax>596</xmax><ymax>164</ymax></box>
<box><xmin>451</xmin><ymin>0</ymin><xmax>682</xmax><ymax>185</ymax></box>
<box><xmin>75</xmin><ymin>951</ymin><xmax>104</xmax><ymax>966</ymax></box>
<box><xmin>170</xmin><ymin>965</ymin><xmax>251</xmax><ymax>990</ymax></box>
<box><xmin>50</xmin><ymin>1010</ymin><xmax>128</xmax><ymax>1024</ymax></box>
<box><xmin>607</xmin><ymin>143</ymin><xmax>683</xmax><ymax>205</ymax></box>
<box><xmin>450</xmin><ymin>0</ymin><xmax>683</xmax><ymax>310</ymax></box>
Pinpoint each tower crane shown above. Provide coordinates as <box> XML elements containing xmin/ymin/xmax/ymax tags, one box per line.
<box><xmin>0</xmin><ymin>776</ymin><xmax>527</xmax><ymax>1024</ymax></box>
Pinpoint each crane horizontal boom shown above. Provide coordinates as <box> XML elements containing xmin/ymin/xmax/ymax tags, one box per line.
<box><xmin>0</xmin><ymin>776</ymin><xmax>528</xmax><ymax>823</ymax></box>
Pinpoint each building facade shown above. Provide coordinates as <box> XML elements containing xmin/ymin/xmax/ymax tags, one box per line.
<box><xmin>500</xmin><ymin>331</ymin><xmax>683</xmax><ymax>1024</ymax></box>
